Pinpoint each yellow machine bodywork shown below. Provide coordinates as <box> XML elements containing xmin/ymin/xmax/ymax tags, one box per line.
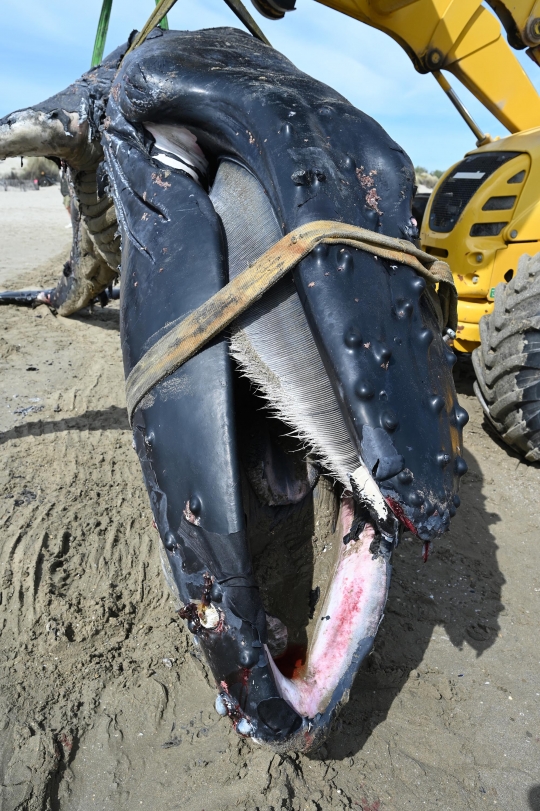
<box><xmin>308</xmin><ymin>0</ymin><xmax>540</xmax><ymax>352</ymax></box>
<box><xmin>421</xmin><ymin>130</ymin><xmax>540</xmax><ymax>351</ymax></box>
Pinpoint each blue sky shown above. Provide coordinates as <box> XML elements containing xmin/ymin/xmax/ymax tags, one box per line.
<box><xmin>1</xmin><ymin>0</ymin><xmax>540</xmax><ymax>171</ymax></box>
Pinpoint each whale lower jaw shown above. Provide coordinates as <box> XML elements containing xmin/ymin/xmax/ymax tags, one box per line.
<box><xmin>234</xmin><ymin>495</ymin><xmax>391</xmax><ymax>752</ymax></box>
<box><xmin>266</xmin><ymin>519</ymin><xmax>388</xmax><ymax>720</ymax></box>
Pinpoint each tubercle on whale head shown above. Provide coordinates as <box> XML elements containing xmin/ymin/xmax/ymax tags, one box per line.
<box><xmin>177</xmin><ymin>602</ymin><xmax>207</xmax><ymax>636</ymax></box>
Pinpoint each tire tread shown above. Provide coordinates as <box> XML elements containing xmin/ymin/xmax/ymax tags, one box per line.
<box><xmin>472</xmin><ymin>252</ymin><xmax>540</xmax><ymax>460</ymax></box>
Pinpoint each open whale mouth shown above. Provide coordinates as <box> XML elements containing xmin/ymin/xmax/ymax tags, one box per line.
<box><xmin>211</xmin><ymin>519</ymin><xmax>390</xmax><ymax>748</ymax></box>
<box><xmin>148</xmin><ymin>155</ymin><xmax>405</xmax><ymax>749</ymax></box>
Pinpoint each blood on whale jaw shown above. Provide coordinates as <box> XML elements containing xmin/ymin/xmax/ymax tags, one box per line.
<box><xmin>258</xmin><ymin>497</ymin><xmax>389</xmax><ymax>725</ymax></box>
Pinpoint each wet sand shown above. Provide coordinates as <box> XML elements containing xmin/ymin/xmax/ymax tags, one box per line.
<box><xmin>0</xmin><ymin>193</ymin><xmax>539</xmax><ymax>811</ymax></box>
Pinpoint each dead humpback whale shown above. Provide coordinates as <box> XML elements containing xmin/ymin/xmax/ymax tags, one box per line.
<box><xmin>0</xmin><ymin>27</ymin><xmax>467</xmax><ymax>751</ymax></box>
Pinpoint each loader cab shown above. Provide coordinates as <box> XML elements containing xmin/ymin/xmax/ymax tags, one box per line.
<box><xmin>420</xmin><ymin>129</ymin><xmax>540</xmax><ymax>353</ymax></box>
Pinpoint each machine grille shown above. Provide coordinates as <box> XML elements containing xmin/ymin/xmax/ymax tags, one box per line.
<box><xmin>429</xmin><ymin>152</ymin><xmax>521</xmax><ymax>233</ymax></box>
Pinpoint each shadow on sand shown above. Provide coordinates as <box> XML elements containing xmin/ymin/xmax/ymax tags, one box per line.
<box><xmin>70</xmin><ymin>306</ymin><xmax>120</xmax><ymax>332</ymax></box>
<box><xmin>0</xmin><ymin>405</ymin><xmax>129</xmax><ymax>447</ymax></box>
<box><xmin>528</xmin><ymin>785</ymin><xmax>540</xmax><ymax>811</ymax></box>
<box><xmin>317</xmin><ymin>369</ymin><xmax>505</xmax><ymax>760</ymax></box>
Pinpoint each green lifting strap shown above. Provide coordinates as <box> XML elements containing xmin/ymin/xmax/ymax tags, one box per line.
<box><xmin>91</xmin><ymin>0</ymin><xmax>169</xmax><ymax>69</ymax></box>
<box><xmin>91</xmin><ymin>0</ymin><xmax>113</xmax><ymax>67</ymax></box>
<box><xmin>156</xmin><ymin>0</ymin><xmax>169</xmax><ymax>30</ymax></box>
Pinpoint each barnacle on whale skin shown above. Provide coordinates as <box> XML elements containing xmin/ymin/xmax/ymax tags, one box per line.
<box><xmin>0</xmin><ymin>26</ymin><xmax>468</xmax><ymax>751</ymax></box>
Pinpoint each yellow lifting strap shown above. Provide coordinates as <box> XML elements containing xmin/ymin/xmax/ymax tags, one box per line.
<box><xmin>125</xmin><ymin>220</ymin><xmax>456</xmax><ymax>424</ymax></box>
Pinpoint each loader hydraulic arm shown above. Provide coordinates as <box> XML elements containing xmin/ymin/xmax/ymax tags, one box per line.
<box><xmin>260</xmin><ymin>0</ymin><xmax>540</xmax><ymax>134</ymax></box>
<box><xmin>320</xmin><ymin>0</ymin><xmax>540</xmax><ymax>133</ymax></box>
<box><xmin>486</xmin><ymin>0</ymin><xmax>540</xmax><ymax>51</ymax></box>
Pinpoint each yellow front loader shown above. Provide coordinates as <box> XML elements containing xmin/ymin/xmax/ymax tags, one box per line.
<box><xmin>252</xmin><ymin>0</ymin><xmax>540</xmax><ymax>462</ymax></box>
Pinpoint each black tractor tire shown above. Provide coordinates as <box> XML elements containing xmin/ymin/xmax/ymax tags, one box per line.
<box><xmin>472</xmin><ymin>251</ymin><xmax>540</xmax><ymax>463</ymax></box>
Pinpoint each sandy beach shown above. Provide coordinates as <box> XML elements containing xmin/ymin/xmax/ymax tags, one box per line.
<box><xmin>0</xmin><ymin>192</ymin><xmax>539</xmax><ymax>811</ymax></box>
<box><xmin>0</xmin><ymin>186</ymin><xmax>71</xmax><ymax>286</ymax></box>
